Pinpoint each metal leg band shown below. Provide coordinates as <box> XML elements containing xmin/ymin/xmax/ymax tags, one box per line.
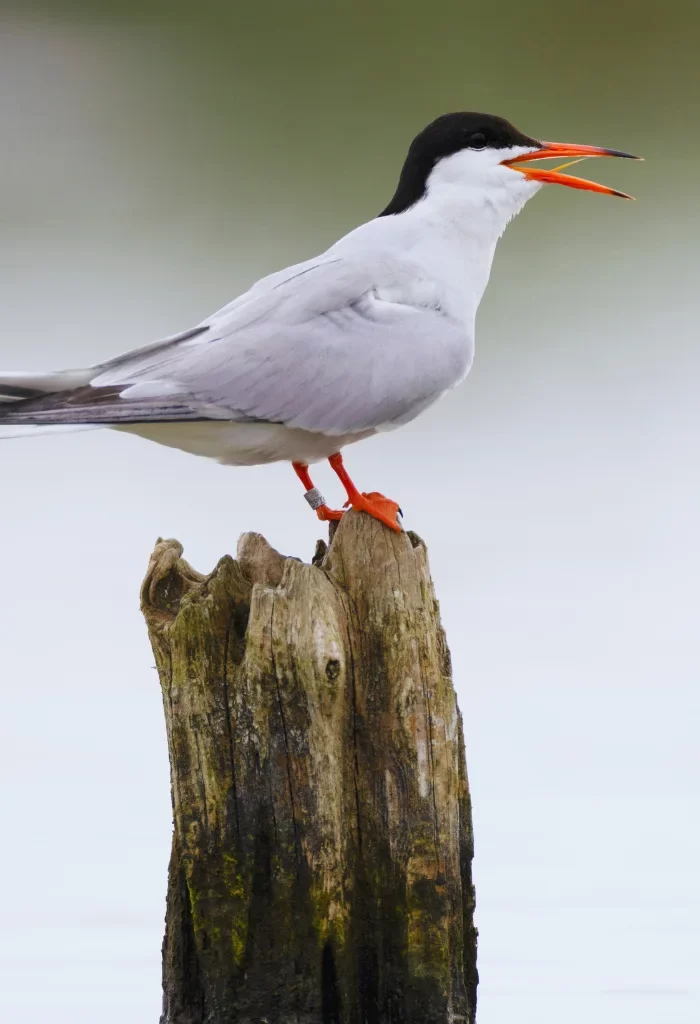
<box><xmin>303</xmin><ymin>487</ymin><xmax>327</xmax><ymax>511</ymax></box>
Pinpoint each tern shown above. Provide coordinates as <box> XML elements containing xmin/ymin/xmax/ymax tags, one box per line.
<box><xmin>0</xmin><ymin>113</ymin><xmax>639</xmax><ymax>532</ymax></box>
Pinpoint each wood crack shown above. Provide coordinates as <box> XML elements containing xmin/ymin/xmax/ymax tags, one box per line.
<box><xmin>425</xmin><ymin>674</ymin><xmax>442</xmax><ymax>873</ymax></box>
<box><xmin>220</xmin><ymin>622</ymin><xmax>240</xmax><ymax>841</ymax></box>
<box><xmin>269</xmin><ymin>590</ymin><xmax>301</xmax><ymax>866</ymax></box>
<box><xmin>328</xmin><ymin>574</ymin><xmax>364</xmax><ymax>857</ymax></box>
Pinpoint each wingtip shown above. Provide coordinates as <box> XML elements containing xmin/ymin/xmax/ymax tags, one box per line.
<box><xmin>0</xmin><ymin>423</ymin><xmax>101</xmax><ymax>440</ymax></box>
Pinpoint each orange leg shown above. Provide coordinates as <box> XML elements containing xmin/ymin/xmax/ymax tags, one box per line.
<box><xmin>328</xmin><ymin>452</ymin><xmax>403</xmax><ymax>533</ymax></box>
<box><xmin>292</xmin><ymin>462</ymin><xmax>343</xmax><ymax>523</ymax></box>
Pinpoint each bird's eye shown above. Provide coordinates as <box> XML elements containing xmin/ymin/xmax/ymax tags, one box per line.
<box><xmin>469</xmin><ymin>133</ymin><xmax>487</xmax><ymax>150</ymax></box>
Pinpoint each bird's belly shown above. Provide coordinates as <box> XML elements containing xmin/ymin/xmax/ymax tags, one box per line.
<box><xmin>113</xmin><ymin>420</ymin><xmax>374</xmax><ymax>466</ymax></box>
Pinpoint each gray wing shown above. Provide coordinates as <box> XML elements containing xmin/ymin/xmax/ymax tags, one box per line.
<box><xmin>2</xmin><ymin>256</ymin><xmax>472</xmax><ymax>435</ymax></box>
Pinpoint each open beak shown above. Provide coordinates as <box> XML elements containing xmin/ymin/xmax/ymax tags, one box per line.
<box><xmin>502</xmin><ymin>141</ymin><xmax>642</xmax><ymax>199</ymax></box>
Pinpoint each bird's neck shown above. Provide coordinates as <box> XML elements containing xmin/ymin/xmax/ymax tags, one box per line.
<box><xmin>331</xmin><ymin>180</ymin><xmax>534</xmax><ymax>322</ymax></box>
<box><xmin>414</xmin><ymin>179</ymin><xmax>530</xmax><ymax>235</ymax></box>
<box><xmin>394</xmin><ymin>180</ymin><xmax>535</xmax><ymax>320</ymax></box>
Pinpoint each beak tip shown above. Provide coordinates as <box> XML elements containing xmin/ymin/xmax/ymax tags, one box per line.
<box><xmin>604</xmin><ymin>148</ymin><xmax>643</xmax><ymax>161</ymax></box>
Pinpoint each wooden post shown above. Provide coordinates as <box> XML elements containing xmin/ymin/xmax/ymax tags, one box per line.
<box><xmin>141</xmin><ymin>511</ymin><xmax>477</xmax><ymax>1023</ymax></box>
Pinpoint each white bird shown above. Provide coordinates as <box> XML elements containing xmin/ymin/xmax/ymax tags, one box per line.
<box><xmin>0</xmin><ymin>112</ymin><xmax>639</xmax><ymax>532</ymax></box>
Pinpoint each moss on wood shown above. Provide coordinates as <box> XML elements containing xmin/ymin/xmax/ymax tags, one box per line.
<box><xmin>142</xmin><ymin>512</ymin><xmax>477</xmax><ymax>1023</ymax></box>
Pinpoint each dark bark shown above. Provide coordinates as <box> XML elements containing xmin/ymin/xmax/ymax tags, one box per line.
<box><xmin>141</xmin><ymin>512</ymin><xmax>478</xmax><ymax>1023</ymax></box>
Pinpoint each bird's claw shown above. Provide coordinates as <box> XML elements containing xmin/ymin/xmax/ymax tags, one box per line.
<box><xmin>343</xmin><ymin>491</ymin><xmax>404</xmax><ymax>533</ymax></box>
<box><xmin>316</xmin><ymin>504</ymin><xmax>344</xmax><ymax>523</ymax></box>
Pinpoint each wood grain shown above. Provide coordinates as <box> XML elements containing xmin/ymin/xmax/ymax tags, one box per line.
<box><xmin>142</xmin><ymin>510</ymin><xmax>477</xmax><ymax>1023</ymax></box>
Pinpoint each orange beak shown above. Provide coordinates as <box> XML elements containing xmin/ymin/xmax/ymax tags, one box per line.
<box><xmin>502</xmin><ymin>141</ymin><xmax>642</xmax><ymax>199</ymax></box>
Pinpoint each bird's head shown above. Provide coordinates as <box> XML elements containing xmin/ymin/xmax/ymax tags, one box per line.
<box><xmin>380</xmin><ymin>112</ymin><xmax>641</xmax><ymax>226</ymax></box>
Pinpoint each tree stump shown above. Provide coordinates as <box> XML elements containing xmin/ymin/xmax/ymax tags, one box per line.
<box><xmin>141</xmin><ymin>511</ymin><xmax>477</xmax><ymax>1024</ymax></box>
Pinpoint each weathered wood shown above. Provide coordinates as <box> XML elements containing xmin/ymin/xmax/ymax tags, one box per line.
<box><xmin>142</xmin><ymin>511</ymin><xmax>477</xmax><ymax>1023</ymax></box>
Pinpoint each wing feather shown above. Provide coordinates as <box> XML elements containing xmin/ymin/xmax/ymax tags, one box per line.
<box><xmin>0</xmin><ymin>255</ymin><xmax>472</xmax><ymax>435</ymax></box>
<box><xmin>97</xmin><ymin>255</ymin><xmax>472</xmax><ymax>435</ymax></box>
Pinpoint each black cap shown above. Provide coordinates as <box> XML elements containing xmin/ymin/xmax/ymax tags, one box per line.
<box><xmin>380</xmin><ymin>112</ymin><xmax>539</xmax><ymax>217</ymax></box>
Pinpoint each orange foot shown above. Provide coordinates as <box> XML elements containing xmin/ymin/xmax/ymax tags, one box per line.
<box><xmin>316</xmin><ymin>504</ymin><xmax>344</xmax><ymax>523</ymax></box>
<box><xmin>344</xmin><ymin>491</ymin><xmax>403</xmax><ymax>533</ymax></box>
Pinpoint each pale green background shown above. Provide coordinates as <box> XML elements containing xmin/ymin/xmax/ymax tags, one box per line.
<box><xmin>0</xmin><ymin>2</ymin><xmax>698</xmax><ymax>1022</ymax></box>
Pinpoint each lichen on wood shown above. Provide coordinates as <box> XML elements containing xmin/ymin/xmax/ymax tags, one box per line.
<box><xmin>142</xmin><ymin>511</ymin><xmax>477</xmax><ymax>1023</ymax></box>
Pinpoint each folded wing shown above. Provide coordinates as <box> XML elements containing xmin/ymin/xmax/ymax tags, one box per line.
<box><xmin>0</xmin><ymin>256</ymin><xmax>472</xmax><ymax>436</ymax></box>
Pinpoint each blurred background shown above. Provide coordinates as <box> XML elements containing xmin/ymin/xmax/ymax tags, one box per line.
<box><xmin>0</xmin><ymin>1</ymin><xmax>697</xmax><ymax>1021</ymax></box>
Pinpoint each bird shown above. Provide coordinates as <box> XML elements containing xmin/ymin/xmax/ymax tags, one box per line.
<box><xmin>0</xmin><ymin>112</ymin><xmax>640</xmax><ymax>533</ymax></box>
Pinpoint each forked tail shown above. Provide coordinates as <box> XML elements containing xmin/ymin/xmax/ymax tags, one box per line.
<box><xmin>0</xmin><ymin>368</ymin><xmax>95</xmax><ymax>438</ymax></box>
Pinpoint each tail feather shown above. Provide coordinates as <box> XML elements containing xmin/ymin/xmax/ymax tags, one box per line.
<box><xmin>0</xmin><ymin>369</ymin><xmax>102</xmax><ymax>438</ymax></box>
<box><xmin>0</xmin><ymin>369</ymin><xmax>92</xmax><ymax>403</ymax></box>
<box><xmin>0</xmin><ymin>424</ymin><xmax>101</xmax><ymax>439</ymax></box>
<box><xmin>0</xmin><ymin>366</ymin><xmax>204</xmax><ymax>429</ymax></box>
